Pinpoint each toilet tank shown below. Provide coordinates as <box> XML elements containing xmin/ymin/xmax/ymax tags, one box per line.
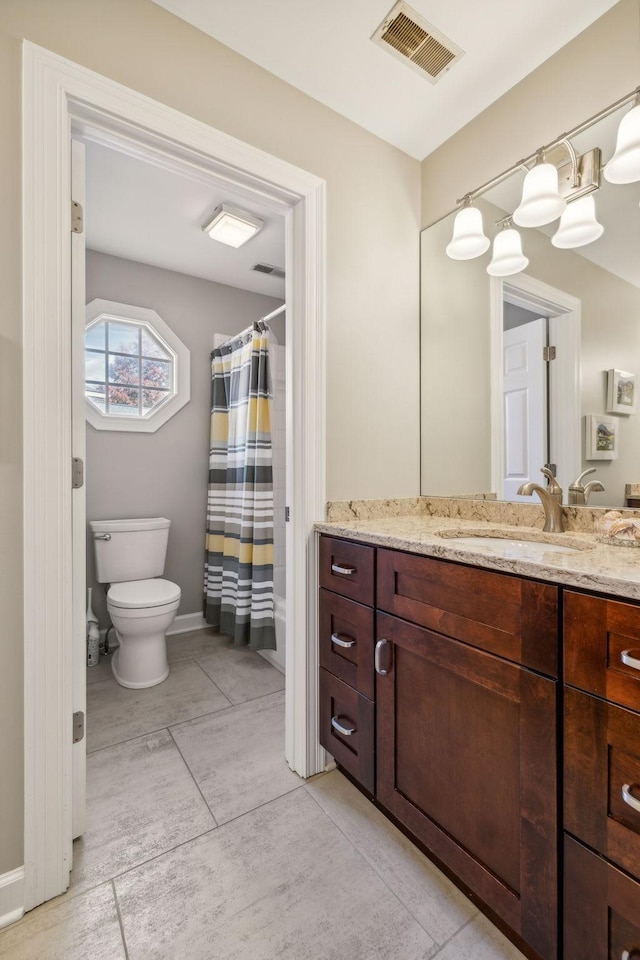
<box><xmin>90</xmin><ymin>517</ymin><xmax>170</xmax><ymax>583</ymax></box>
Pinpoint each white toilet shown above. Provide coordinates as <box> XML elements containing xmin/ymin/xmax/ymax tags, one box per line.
<box><xmin>91</xmin><ymin>517</ymin><xmax>181</xmax><ymax>689</ymax></box>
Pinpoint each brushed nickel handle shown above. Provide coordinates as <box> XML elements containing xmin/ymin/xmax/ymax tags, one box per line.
<box><xmin>93</xmin><ymin>533</ymin><xmax>111</xmax><ymax>541</ymax></box>
<box><xmin>331</xmin><ymin>632</ymin><xmax>355</xmax><ymax>649</ymax></box>
<box><xmin>622</xmin><ymin>783</ymin><xmax>640</xmax><ymax>814</ymax></box>
<box><xmin>621</xmin><ymin>951</ymin><xmax>640</xmax><ymax>959</ymax></box>
<box><xmin>331</xmin><ymin>716</ymin><xmax>356</xmax><ymax>737</ymax></box>
<box><xmin>375</xmin><ymin>638</ymin><xmax>390</xmax><ymax>676</ymax></box>
<box><xmin>331</xmin><ymin>563</ymin><xmax>356</xmax><ymax>576</ymax></box>
<box><xmin>621</xmin><ymin>649</ymin><xmax>640</xmax><ymax>672</ymax></box>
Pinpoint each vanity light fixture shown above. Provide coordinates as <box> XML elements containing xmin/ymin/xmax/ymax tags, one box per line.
<box><xmin>604</xmin><ymin>95</ymin><xmax>640</xmax><ymax>184</ymax></box>
<box><xmin>445</xmin><ymin>196</ymin><xmax>490</xmax><ymax>260</ymax></box>
<box><xmin>486</xmin><ymin>218</ymin><xmax>529</xmax><ymax>277</ymax></box>
<box><xmin>203</xmin><ymin>203</ymin><xmax>264</xmax><ymax>248</ymax></box>
<box><xmin>551</xmin><ymin>195</ymin><xmax>604</xmax><ymax>249</ymax></box>
<box><xmin>513</xmin><ymin>151</ymin><xmax>566</xmax><ymax>228</ymax></box>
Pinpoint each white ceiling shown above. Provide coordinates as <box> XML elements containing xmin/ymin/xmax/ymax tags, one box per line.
<box><xmin>83</xmin><ymin>138</ymin><xmax>286</xmax><ymax>296</ymax></box>
<box><xmin>150</xmin><ymin>0</ymin><xmax>619</xmax><ymax>160</ymax></box>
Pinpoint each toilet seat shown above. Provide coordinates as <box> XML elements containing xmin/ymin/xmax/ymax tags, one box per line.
<box><xmin>108</xmin><ymin>578</ymin><xmax>181</xmax><ymax>610</ymax></box>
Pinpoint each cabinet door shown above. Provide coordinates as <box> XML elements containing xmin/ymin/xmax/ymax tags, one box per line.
<box><xmin>319</xmin><ymin>536</ymin><xmax>375</xmax><ymax>605</ymax></box>
<box><xmin>319</xmin><ymin>589</ymin><xmax>374</xmax><ymax>698</ymax></box>
<box><xmin>376</xmin><ymin>612</ymin><xmax>558</xmax><ymax>960</ymax></box>
<box><xmin>564</xmin><ymin>685</ymin><xmax>640</xmax><ymax>878</ymax></box>
<box><xmin>319</xmin><ymin>668</ymin><xmax>374</xmax><ymax>793</ymax></box>
<box><xmin>564</xmin><ymin>835</ymin><xmax>640</xmax><ymax>960</ymax></box>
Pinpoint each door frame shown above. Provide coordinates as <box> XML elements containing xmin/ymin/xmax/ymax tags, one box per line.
<box><xmin>22</xmin><ymin>41</ymin><xmax>326</xmax><ymax>911</ymax></box>
<box><xmin>489</xmin><ymin>273</ymin><xmax>581</xmax><ymax>498</ymax></box>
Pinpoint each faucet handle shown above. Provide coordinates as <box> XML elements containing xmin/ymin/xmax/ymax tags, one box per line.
<box><xmin>572</xmin><ymin>467</ymin><xmax>596</xmax><ymax>489</ymax></box>
<box><xmin>540</xmin><ymin>467</ymin><xmax>562</xmax><ymax>498</ymax></box>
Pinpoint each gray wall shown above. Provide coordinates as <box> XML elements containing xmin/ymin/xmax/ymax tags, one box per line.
<box><xmin>86</xmin><ymin>249</ymin><xmax>284</xmax><ymax>625</ymax></box>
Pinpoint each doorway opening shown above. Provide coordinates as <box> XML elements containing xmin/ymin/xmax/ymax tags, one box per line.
<box><xmin>23</xmin><ymin>43</ymin><xmax>326</xmax><ymax>912</ymax></box>
<box><xmin>490</xmin><ymin>274</ymin><xmax>581</xmax><ymax>501</ymax></box>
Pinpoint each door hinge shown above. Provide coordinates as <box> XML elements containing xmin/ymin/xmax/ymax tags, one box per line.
<box><xmin>73</xmin><ymin>711</ymin><xmax>85</xmax><ymax>744</ymax></box>
<box><xmin>71</xmin><ymin>200</ymin><xmax>84</xmax><ymax>234</ymax></box>
<box><xmin>72</xmin><ymin>457</ymin><xmax>84</xmax><ymax>489</ymax></box>
<box><xmin>285</xmin><ymin>506</ymin><xmax>290</xmax><ymax>522</ymax></box>
<box><xmin>543</xmin><ymin>345</ymin><xmax>556</xmax><ymax>361</ymax></box>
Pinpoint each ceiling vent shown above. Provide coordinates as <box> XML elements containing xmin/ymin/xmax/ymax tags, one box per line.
<box><xmin>252</xmin><ymin>263</ymin><xmax>285</xmax><ymax>279</ymax></box>
<box><xmin>371</xmin><ymin>1</ymin><xmax>464</xmax><ymax>84</ymax></box>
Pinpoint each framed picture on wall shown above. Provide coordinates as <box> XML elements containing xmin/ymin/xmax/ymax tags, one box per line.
<box><xmin>586</xmin><ymin>414</ymin><xmax>618</xmax><ymax>460</ymax></box>
<box><xmin>606</xmin><ymin>368</ymin><xmax>636</xmax><ymax>415</ymax></box>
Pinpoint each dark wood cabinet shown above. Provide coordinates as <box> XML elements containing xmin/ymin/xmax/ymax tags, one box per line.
<box><xmin>564</xmin><ymin>836</ymin><xmax>640</xmax><ymax>960</ymax></box>
<box><xmin>376</xmin><ymin>609</ymin><xmax>558</xmax><ymax>960</ymax></box>
<box><xmin>319</xmin><ymin>667</ymin><xmax>375</xmax><ymax>793</ymax></box>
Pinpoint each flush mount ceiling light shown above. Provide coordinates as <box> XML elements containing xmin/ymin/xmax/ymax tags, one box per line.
<box><xmin>604</xmin><ymin>96</ymin><xmax>640</xmax><ymax>184</ymax></box>
<box><xmin>486</xmin><ymin>219</ymin><xmax>528</xmax><ymax>277</ymax></box>
<box><xmin>513</xmin><ymin>152</ymin><xmax>566</xmax><ymax>228</ymax></box>
<box><xmin>445</xmin><ymin>198</ymin><xmax>490</xmax><ymax>260</ymax></box>
<box><xmin>551</xmin><ymin>195</ymin><xmax>604</xmax><ymax>249</ymax></box>
<box><xmin>203</xmin><ymin>203</ymin><xmax>264</xmax><ymax>248</ymax></box>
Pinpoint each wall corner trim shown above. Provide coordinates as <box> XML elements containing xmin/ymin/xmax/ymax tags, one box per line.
<box><xmin>0</xmin><ymin>867</ymin><xmax>25</xmax><ymax>930</ymax></box>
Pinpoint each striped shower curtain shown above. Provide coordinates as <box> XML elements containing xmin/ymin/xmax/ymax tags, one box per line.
<box><xmin>204</xmin><ymin>322</ymin><xmax>276</xmax><ymax>650</ymax></box>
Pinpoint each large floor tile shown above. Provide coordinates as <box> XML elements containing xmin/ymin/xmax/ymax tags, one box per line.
<box><xmin>0</xmin><ymin>883</ymin><xmax>125</xmax><ymax>960</ymax></box>
<box><xmin>306</xmin><ymin>770</ymin><xmax>476</xmax><ymax>944</ymax></box>
<box><xmin>115</xmin><ymin>789</ymin><xmax>438</xmax><ymax>960</ymax></box>
<box><xmin>166</xmin><ymin>628</ymin><xmax>226</xmax><ymax>664</ymax></box>
<box><xmin>435</xmin><ymin>913</ymin><xmax>526</xmax><ymax>959</ymax></box>
<box><xmin>87</xmin><ymin>659</ymin><xmax>231</xmax><ymax>751</ymax></box>
<box><xmin>197</xmin><ymin>641</ymin><xmax>285</xmax><ymax>704</ymax></box>
<box><xmin>170</xmin><ymin>690</ymin><xmax>299</xmax><ymax>823</ymax></box>
<box><xmin>70</xmin><ymin>729</ymin><xmax>215</xmax><ymax>894</ymax></box>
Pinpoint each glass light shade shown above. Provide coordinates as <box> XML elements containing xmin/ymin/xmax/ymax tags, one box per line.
<box><xmin>603</xmin><ymin>104</ymin><xmax>640</xmax><ymax>184</ymax></box>
<box><xmin>204</xmin><ymin>203</ymin><xmax>264</xmax><ymax>247</ymax></box>
<box><xmin>513</xmin><ymin>162</ymin><xmax>566</xmax><ymax>227</ymax></box>
<box><xmin>445</xmin><ymin>206</ymin><xmax>490</xmax><ymax>260</ymax></box>
<box><xmin>486</xmin><ymin>228</ymin><xmax>529</xmax><ymax>277</ymax></box>
<box><xmin>551</xmin><ymin>195</ymin><xmax>604</xmax><ymax>249</ymax></box>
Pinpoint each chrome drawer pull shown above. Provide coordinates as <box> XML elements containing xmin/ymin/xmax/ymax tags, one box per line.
<box><xmin>331</xmin><ymin>563</ymin><xmax>356</xmax><ymax>576</ymax></box>
<box><xmin>331</xmin><ymin>716</ymin><xmax>356</xmax><ymax>737</ymax></box>
<box><xmin>622</xmin><ymin>783</ymin><xmax>640</xmax><ymax>814</ymax></box>
<box><xmin>331</xmin><ymin>632</ymin><xmax>355</xmax><ymax>649</ymax></box>
<box><xmin>375</xmin><ymin>638</ymin><xmax>390</xmax><ymax>676</ymax></box>
<box><xmin>621</xmin><ymin>649</ymin><xmax>640</xmax><ymax>672</ymax></box>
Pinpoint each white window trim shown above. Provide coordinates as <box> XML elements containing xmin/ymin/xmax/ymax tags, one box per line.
<box><xmin>85</xmin><ymin>298</ymin><xmax>190</xmax><ymax>432</ymax></box>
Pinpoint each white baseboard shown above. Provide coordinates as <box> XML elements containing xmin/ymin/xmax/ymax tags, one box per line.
<box><xmin>167</xmin><ymin>612</ymin><xmax>209</xmax><ymax>636</ymax></box>
<box><xmin>258</xmin><ymin>648</ymin><xmax>285</xmax><ymax>674</ymax></box>
<box><xmin>0</xmin><ymin>867</ymin><xmax>24</xmax><ymax>930</ymax></box>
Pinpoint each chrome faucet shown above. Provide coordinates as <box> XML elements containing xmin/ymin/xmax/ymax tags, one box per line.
<box><xmin>568</xmin><ymin>468</ymin><xmax>605</xmax><ymax>506</ymax></box>
<box><xmin>517</xmin><ymin>468</ymin><xmax>564</xmax><ymax>533</ymax></box>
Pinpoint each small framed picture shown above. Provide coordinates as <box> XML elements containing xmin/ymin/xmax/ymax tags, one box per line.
<box><xmin>586</xmin><ymin>414</ymin><xmax>618</xmax><ymax>460</ymax></box>
<box><xmin>607</xmin><ymin>368</ymin><xmax>636</xmax><ymax>414</ymax></box>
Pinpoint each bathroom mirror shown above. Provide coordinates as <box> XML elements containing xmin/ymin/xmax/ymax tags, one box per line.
<box><xmin>420</xmin><ymin>102</ymin><xmax>640</xmax><ymax>509</ymax></box>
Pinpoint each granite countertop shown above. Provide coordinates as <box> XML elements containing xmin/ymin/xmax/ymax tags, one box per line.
<box><xmin>315</xmin><ymin>514</ymin><xmax>640</xmax><ymax>602</ymax></box>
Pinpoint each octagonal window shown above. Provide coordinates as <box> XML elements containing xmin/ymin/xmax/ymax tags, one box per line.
<box><xmin>85</xmin><ymin>300</ymin><xmax>190</xmax><ymax>433</ymax></box>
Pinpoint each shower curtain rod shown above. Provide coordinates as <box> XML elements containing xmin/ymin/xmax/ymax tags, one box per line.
<box><xmin>261</xmin><ymin>303</ymin><xmax>286</xmax><ymax>322</ymax></box>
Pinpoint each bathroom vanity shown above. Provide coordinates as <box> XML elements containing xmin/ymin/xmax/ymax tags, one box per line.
<box><xmin>316</xmin><ymin>511</ymin><xmax>640</xmax><ymax>960</ymax></box>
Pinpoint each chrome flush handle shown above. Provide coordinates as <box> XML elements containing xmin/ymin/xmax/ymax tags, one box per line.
<box><xmin>331</xmin><ymin>633</ymin><xmax>355</xmax><ymax>649</ymax></box>
<box><xmin>621</xmin><ymin>649</ymin><xmax>640</xmax><ymax>672</ymax></box>
<box><xmin>93</xmin><ymin>533</ymin><xmax>111</xmax><ymax>540</ymax></box>
<box><xmin>622</xmin><ymin>783</ymin><xmax>640</xmax><ymax>814</ymax></box>
<box><xmin>331</xmin><ymin>563</ymin><xmax>356</xmax><ymax>576</ymax></box>
<box><xmin>331</xmin><ymin>716</ymin><xmax>356</xmax><ymax>737</ymax></box>
<box><xmin>375</xmin><ymin>639</ymin><xmax>391</xmax><ymax>675</ymax></box>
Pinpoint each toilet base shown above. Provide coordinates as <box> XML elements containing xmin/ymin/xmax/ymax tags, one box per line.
<box><xmin>111</xmin><ymin>647</ymin><xmax>169</xmax><ymax>689</ymax></box>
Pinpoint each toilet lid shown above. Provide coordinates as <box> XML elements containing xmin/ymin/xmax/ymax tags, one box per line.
<box><xmin>108</xmin><ymin>578</ymin><xmax>181</xmax><ymax>609</ymax></box>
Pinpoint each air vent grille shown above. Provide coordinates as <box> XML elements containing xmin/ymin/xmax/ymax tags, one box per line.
<box><xmin>372</xmin><ymin>1</ymin><xmax>463</xmax><ymax>84</ymax></box>
<box><xmin>252</xmin><ymin>263</ymin><xmax>285</xmax><ymax>279</ymax></box>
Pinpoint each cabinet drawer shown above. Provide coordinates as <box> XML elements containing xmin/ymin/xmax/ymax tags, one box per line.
<box><xmin>565</xmin><ymin>590</ymin><xmax>640</xmax><ymax>711</ymax></box>
<box><xmin>377</xmin><ymin>548</ymin><xmax>558</xmax><ymax>676</ymax></box>
<box><xmin>564</xmin><ymin>686</ymin><xmax>640</xmax><ymax>878</ymax></box>
<box><xmin>319</xmin><ymin>589</ymin><xmax>374</xmax><ymax>699</ymax></box>
<box><xmin>564</xmin><ymin>835</ymin><xmax>640</xmax><ymax>960</ymax></box>
<box><xmin>319</xmin><ymin>668</ymin><xmax>374</xmax><ymax>793</ymax></box>
<box><xmin>319</xmin><ymin>536</ymin><xmax>375</xmax><ymax>605</ymax></box>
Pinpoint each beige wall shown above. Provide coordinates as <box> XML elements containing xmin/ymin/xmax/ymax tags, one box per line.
<box><xmin>421</xmin><ymin>0</ymin><xmax>640</xmax><ymax>228</ymax></box>
<box><xmin>0</xmin><ymin>0</ymin><xmax>420</xmax><ymax>875</ymax></box>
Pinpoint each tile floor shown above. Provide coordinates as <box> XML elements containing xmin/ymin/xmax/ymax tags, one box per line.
<box><xmin>0</xmin><ymin>628</ymin><xmax>526</xmax><ymax>959</ymax></box>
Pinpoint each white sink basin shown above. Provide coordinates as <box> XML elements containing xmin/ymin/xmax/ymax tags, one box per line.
<box><xmin>449</xmin><ymin>536</ymin><xmax>585</xmax><ymax>559</ymax></box>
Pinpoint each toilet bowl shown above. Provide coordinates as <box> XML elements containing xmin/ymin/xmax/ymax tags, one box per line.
<box><xmin>107</xmin><ymin>578</ymin><xmax>181</xmax><ymax>688</ymax></box>
<box><xmin>91</xmin><ymin>516</ymin><xmax>181</xmax><ymax>690</ymax></box>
